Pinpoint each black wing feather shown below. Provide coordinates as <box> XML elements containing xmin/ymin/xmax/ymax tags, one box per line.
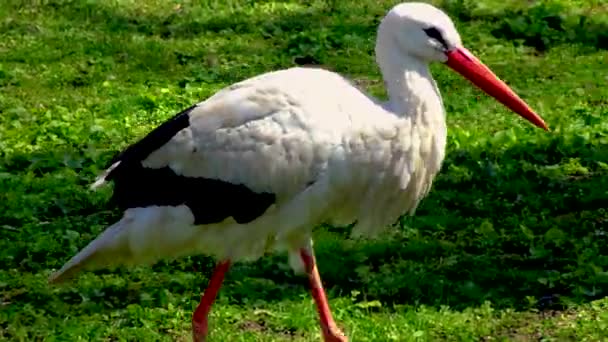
<box><xmin>105</xmin><ymin>104</ymin><xmax>196</xmax><ymax>178</ymax></box>
<box><xmin>103</xmin><ymin>104</ymin><xmax>276</xmax><ymax>225</ymax></box>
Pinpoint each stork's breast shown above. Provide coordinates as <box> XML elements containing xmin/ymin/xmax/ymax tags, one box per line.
<box><xmin>327</xmin><ymin>120</ymin><xmax>446</xmax><ymax>235</ymax></box>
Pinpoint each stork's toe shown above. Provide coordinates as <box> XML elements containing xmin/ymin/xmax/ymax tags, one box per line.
<box><xmin>192</xmin><ymin>320</ymin><xmax>208</xmax><ymax>342</ymax></box>
<box><xmin>322</xmin><ymin>326</ymin><xmax>348</xmax><ymax>342</ymax></box>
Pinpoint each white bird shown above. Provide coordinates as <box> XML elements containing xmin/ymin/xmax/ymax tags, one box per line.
<box><xmin>49</xmin><ymin>3</ymin><xmax>547</xmax><ymax>342</ymax></box>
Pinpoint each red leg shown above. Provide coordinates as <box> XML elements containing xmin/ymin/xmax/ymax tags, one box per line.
<box><xmin>299</xmin><ymin>249</ymin><xmax>348</xmax><ymax>342</ymax></box>
<box><xmin>192</xmin><ymin>260</ymin><xmax>231</xmax><ymax>342</ymax></box>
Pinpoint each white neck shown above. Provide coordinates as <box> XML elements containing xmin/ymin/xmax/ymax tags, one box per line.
<box><xmin>375</xmin><ymin>37</ymin><xmax>445</xmax><ymax>127</ymax></box>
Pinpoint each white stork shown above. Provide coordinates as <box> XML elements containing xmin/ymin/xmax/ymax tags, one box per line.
<box><xmin>49</xmin><ymin>3</ymin><xmax>547</xmax><ymax>342</ymax></box>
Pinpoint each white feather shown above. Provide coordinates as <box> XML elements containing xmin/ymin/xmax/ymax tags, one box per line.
<box><xmin>51</xmin><ymin>3</ymin><xmax>457</xmax><ymax>282</ymax></box>
<box><xmin>90</xmin><ymin>161</ymin><xmax>119</xmax><ymax>189</ymax></box>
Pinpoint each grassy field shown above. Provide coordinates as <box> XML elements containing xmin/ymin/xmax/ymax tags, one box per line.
<box><xmin>1</xmin><ymin>0</ymin><xmax>607</xmax><ymax>341</ymax></box>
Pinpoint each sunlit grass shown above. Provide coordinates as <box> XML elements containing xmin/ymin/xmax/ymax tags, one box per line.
<box><xmin>1</xmin><ymin>0</ymin><xmax>607</xmax><ymax>341</ymax></box>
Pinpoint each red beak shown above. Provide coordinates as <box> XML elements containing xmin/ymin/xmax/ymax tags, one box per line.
<box><xmin>446</xmin><ymin>48</ymin><xmax>548</xmax><ymax>130</ymax></box>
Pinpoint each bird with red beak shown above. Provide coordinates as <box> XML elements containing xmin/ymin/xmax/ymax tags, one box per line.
<box><xmin>50</xmin><ymin>3</ymin><xmax>548</xmax><ymax>342</ymax></box>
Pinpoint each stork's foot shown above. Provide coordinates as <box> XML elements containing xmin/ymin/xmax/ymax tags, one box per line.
<box><xmin>191</xmin><ymin>260</ymin><xmax>231</xmax><ymax>342</ymax></box>
<box><xmin>192</xmin><ymin>319</ymin><xmax>208</xmax><ymax>342</ymax></box>
<box><xmin>321</xmin><ymin>325</ymin><xmax>348</xmax><ymax>342</ymax></box>
<box><xmin>299</xmin><ymin>248</ymin><xmax>349</xmax><ymax>342</ymax></box>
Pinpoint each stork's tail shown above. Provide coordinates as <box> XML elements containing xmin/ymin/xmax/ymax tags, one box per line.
<box><xmin>49</xmin><ymin>161</ymin><xmax>123</xmax><ymax>283</ymax></box>
<box><xmin>49</xmin><ymin>206</ymin><xmax>204</xmax><ymax>284</ymax></box>
<box><xmin>49</xmin><ymin>219</ymin><xmax>130</xmax><ymax>283</ymax></box>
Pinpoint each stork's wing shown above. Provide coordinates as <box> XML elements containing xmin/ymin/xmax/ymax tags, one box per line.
<box><xmin>94</xmin><ymin>77</ymin><xmax>332</xmax><ymax>226</ymax></box>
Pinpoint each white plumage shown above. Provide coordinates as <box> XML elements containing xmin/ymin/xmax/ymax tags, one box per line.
<box><xmin>50</xmin><ymin>3</ymin><xmax>546</xmax><ymax>341</ymax></box>
<box><xmin>52</xmin><ymin>65</ymin><xmax>444</xmax><ymax>277</ymax></box>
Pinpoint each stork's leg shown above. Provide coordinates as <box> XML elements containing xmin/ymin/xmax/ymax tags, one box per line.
<box><xmin>299</xmin><ymin>249</ymin><xmax>348</xmax><ymax>342</ymax></box>
<box><xmin>192</xmin><ymin>260</ymin><xmax>231</xmax><ymax>342</ymax></box>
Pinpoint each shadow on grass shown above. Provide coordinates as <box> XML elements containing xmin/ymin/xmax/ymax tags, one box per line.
<box><xmin>18</xmin><ymin>0</ymin><xmax>608</xmax><ymax>54</ymax></box>
<box><xmin>1</xmin><ymin>124</ymin><xmax>606</xmax><ymax>318</ymax></box>
<box><xmin>234</xmin><ymin>134</ymin><xmax>608</xmax><ymax>311</ymax></box>
<box><xmin>1</xmin><ymin>0</ymin><xmax>606</xmax><ymax>322</ymax></box>
<box><xmin>438</xmin><ymin>0</ymin><xmax>608</xmax><ymax>51</ymax></box>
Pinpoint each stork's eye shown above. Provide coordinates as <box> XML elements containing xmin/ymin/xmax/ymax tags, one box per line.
<box><xmin>423</xmin><ymin>27</ymin><xmax>448</xmax><ymax>50</ymax></box>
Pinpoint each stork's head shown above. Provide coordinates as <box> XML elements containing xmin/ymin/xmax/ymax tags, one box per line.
<box><xmin>381</xmin><ymin>2</ymin><xmax>461</xmax><ymax>62</ymax></box>
<box><xmin>378</xmin><ymin>2</ymin><xmax>548</xmax><ymax>130</ymax></box>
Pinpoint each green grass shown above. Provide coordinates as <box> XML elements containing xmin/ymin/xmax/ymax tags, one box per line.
<box><xmin>1</xmin><ymin>0</ymin><xmax>607</xmax><ymax>341</ymax></box>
